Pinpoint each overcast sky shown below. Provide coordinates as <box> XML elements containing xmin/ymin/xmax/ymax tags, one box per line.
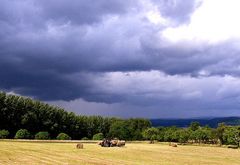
<box><xmin>1</xmin><ymin>0</ymin><xmax>240</xmax><ymax>118</ymax></box>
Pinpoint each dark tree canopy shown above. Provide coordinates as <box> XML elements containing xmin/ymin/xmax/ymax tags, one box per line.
<box><xmin>0</xmin><ymin>92</ymin><xmax>151</xmax><ymax>140</ymax></box>
<box><xmin>1</xmin><ymin>91</ymin><xmax>240</xmax><ymax>146</ymax></box>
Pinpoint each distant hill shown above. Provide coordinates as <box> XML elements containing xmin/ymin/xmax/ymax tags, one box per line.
<box><xmin>151</xmin><ymin>117</ymin><xmax>240</xmax><ymax>128</ymax></box>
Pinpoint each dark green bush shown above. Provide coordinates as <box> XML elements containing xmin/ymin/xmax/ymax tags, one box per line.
<box><xmin>81</xmin><ymin>137</ymin><xmax>89</xmax><ymax>140</ymax></box>
<box><xmin>92</xmin><ymin>133</ymin><xmax>104</xmax><ymax>140</ymax></box>
<box><xmin>15</xmin><ymin>129</ymin><xmax>31</xmax><ymax>139</ymax></box>
<box><xmin>0</xmin><ymin>130</ymin><xmax>9</xmax><ymax>139</ymax></box>
<box><xmin>56</xmin><ymin>133</ymin><xmax>71</xmax><ymax>140</ymax></box>
<box><xmin>35</xmin><ymin>132</ymin><xmax>50</xmax><ymax>140</ymax></box>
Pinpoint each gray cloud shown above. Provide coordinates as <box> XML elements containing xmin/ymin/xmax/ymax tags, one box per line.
<box><xmin>0</xmin><ymin>0</ymin><xmax>148</xmax><ymax>101</ymax></box>
<box><xmin>152</xmin><ymin>0</ymin><xmax>202</xmax><ymax>25</ymax></box>
<box><xmin>37</xmin><ymin>0</ymin><xmax>137</xmax><ymax>25</ymax></box>
<box><xmin>0</xmin><ymin>0</ymin><xmax>137</xmax><ymax>26</ymax></box>
<box><xmin>1</xmin><ymin>0</ymin><xmax>240</xmax><ymax>117</ymax></box>
<box><xmin>141</xmin><ymin>39</ymin><xmax>240</xmax><ymax>76</ymax></box>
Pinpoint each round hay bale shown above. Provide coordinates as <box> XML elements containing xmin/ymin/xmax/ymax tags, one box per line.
<box><xmin>117</xmin><ymin>140</ymin><xmax>125</xmax><ymax>147</ymax></box>
<box><xmin>171</xmin><ymin>143</ymin><xmax>177</xmax><ymax>147</ymax></box>
<box><xmin>76</xmin><ymin>143</ymin><xmax>83</xmax><ymax>149</ymax></box>
<box><xmin>110</xmin><ymin>140</ymin><xmax>118</xmax><ymax>147</ymax></box>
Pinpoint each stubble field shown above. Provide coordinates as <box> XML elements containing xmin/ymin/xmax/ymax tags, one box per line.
<box><xmin>0</xmin><ymin>140</ymin><xmax>240</xmax><ymax>165</ymax></box>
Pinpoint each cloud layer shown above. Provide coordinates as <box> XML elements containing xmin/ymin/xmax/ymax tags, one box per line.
<box><xmin>1</xmin><ymin>0</ymin><xmax>240</xmax><ymax>118</ymax></box>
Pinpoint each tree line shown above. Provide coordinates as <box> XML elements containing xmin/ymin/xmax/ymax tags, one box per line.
<box><xmin>0</xmin><ymin>92</ymin><xmax>151</xmax><ymax>140</ymax></box>
<box><xmin>0</xmin><ymin>92</ymin><xmax>240</xmax><ymax>147</ymax></box>
<box><xmin>143</xmin><ymin>122</ymin><xmax>240</xmax><ymax>147</ymax></box>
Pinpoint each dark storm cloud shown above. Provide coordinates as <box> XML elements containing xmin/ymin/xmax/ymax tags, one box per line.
<box><xmin>0</xmin><ymin>0</ymin><xmax>141</xmax><ymax>100</ymax></box>
<box><xmin>0</xmin><ymin>59</ymin><xmax>90</xmax><ymax>100</ymax></box>
<box><xmin>37</xmin><ymin>0</ymin><xmax>137</xmax><ymax>25</ymax></box>
<box><xmin>0</xmin><ymin>0</ymin><xmax>136</xmax><ymax>25</ymax></box>
<box><xmin>140</xmin><ymin>39</ymin><xmax>240</xmax><ymax>76</ymax></box>
<box><xmin>1</xmin><ymin>0</ymin><xmax>240</xmax><ymax>115</ymax></box>
<box><xmin>50</xmin><ymin>72</ymin><xmax>240</xmax><ymax>118</ymax></box>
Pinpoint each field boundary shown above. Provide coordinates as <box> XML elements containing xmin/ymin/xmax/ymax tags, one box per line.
<box><xmin>0</xmin><ymin>139</ymin><xmax>235</xmax><ymax>149</ymax></box>
<box><xmin>0</xmin><ymin>139</ymin><xmax>99</xmax><ymax>143</ymax></box>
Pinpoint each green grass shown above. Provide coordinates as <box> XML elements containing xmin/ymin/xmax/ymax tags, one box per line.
<box><xmin>0</xmin><ymin>140</ymin><xmax>240</xmax><ymax>165</ymax></box>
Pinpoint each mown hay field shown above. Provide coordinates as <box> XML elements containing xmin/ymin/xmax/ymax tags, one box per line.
<box><xmin>0</xmin><ymin>140</ymin><xmax>240</xmax><ymax>165</ymax></box>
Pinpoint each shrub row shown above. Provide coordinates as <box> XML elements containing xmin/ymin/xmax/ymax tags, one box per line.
<box><xmin>1</xmin><ymin>129</ymin><xmax>104</xmax><ymax>140</ymax></box>
<box><xmin>5</xmin><ymin>129</ymin><xmax>71</xmax><ymax>140</ymax></box>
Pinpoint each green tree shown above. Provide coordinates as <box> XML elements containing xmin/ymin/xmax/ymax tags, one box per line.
<box><xmin>164</xmin><ymin>127</ymin><xmax>179</xmax><ymax>142</ymax></box>
<box><xmin>0</xmin><ymin>130</ymin><xmax>9</xmax><ymax>139</ymax></box>
<box><xmin>194</xmin><ymin>127</ymin><xmax>212</xmax><ymax>144</ymax></box>
<box><xmin>216</xmin><ymin>123</ymin><xmax>226</xmax><ymax>146</ymax></box>
<box><xmin>142</xmin><ymin>127</ymin><xmax>159</xmax><ymax>143</ymax></box>
<box><xmin>56</xmin><ymin>133</ymin><xmax>71</xmax><ymax>140</ymax></box>
<box><xmin>15</xmin><ymin>129</ymin><xmax>31</xmax><ymax>139</ymax></box>
<box><xmin>209</xmin><ymin>128</ymin><xmax>218</xmax><ymax>144</ymax></box>
<box><xmin>156</xmin><ymin>127</ymin><xmax>165</xmax><ymax>142</ymax></box>
<box><xmin>35</xmin><ymin>132</ymin><xmax>50</xmax><ymax>140</ymax></box>
<box><xmin>223</xmin><ymin>126</ymin><xmax>240</xmax><ymax>147</ymax></box>
<box><xmin>189</xmin><ymin>122</ymin><xmax>200</xmax><ymax>131</ymax></box>
<box><xmin>92</xmin><ymin>133</ymin><xmax>104</xmax><ymax>140</ymax></box>
<box><xmin>126</xmin><ymin>118</ymin><xmax>151</xmax><ymax>140</ymax></box>
<box><xmin>108</xmin><ymin>120</ymin><xmax>130</xmax><ymax>140</ymax></box>
<box><xmin>177</xmin><ymin>129</ymin><xmax>190</xmax><ymax>143</ymax></box>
